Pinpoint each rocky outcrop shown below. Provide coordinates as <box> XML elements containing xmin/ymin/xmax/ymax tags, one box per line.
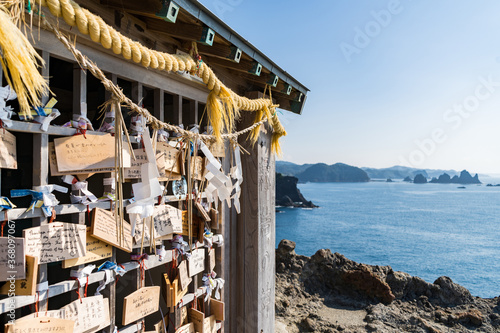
<box><xmin>413</xmin><ymin>174</ymin><xmax>427</xmax><ymax>184</ymax></box>
<box><xmin>276</xmin><ymin>173</ymin><xmax>317</xmax><ymax>208</ymax></box>
<box><xmin>276</xmin><ymin>240</ymin><xmax>499</xmax><ymax>332</ymax></box>
<box><xmin>297</xmin><ymin>163</ymin><xmax>370</xmax><ymax>183</ymax></box>
<box><xmin>430</xmin><ymin>170</ymin><xmax>481</xmax><ymax>184</ymax></box>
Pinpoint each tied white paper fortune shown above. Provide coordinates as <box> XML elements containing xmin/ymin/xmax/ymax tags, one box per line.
<box><xmin>62</xmin><ymin>114</ymin><xmax>95</xmax><ymax>131</ymax></box>
<box><xmin>11</xmin><ymin>184</ymin><xmax>68</xmax><ymax>217</ymax></box>
<box><xmin>199</xmin><ymin>141</ymin><xmax>232</xmax><ymax>209</ymax></box>
<box><xmin>203</xmin><ymin>272</ymin><xmax>225</xmax><ymax>302</ymax></box>
<box><xmin>230</xmin><ymin>145</ymin><xmax>243</xmax><ymax>214</ymax></box>
<box><xmin>62</xmin><ymin>175</ymin><xmax>98</xmax><ymax>205</ymax></box>
<box><xmin>33</xmin><ymin>98</ymin><xmax>60</xmax><ymax>132</ymax></box>
<box><xmin>0</xmin><ymin>85</ymin><xmax>17</xmax><ymax>127</ymax></box>
<box><xmin>70</xmin><ymin>264</ymin><xmax>95</xmax><ymax>287</ymax></box>
<box><xmin>126</xmin><ymin>127</ymin><xmax>163</xmax><ymax>235</ymax></box>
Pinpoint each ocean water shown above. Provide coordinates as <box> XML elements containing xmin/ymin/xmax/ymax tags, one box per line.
<box><xmin>275</xmin><ymin>181</ymin><xmax>500</xmax><ymax>298</ymax></box>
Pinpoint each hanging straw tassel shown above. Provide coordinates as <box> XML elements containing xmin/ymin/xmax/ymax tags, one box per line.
<box><xmin>0</xmin><ymin>4</ymin><xmax>48</xmax><ymax>118</ymax></box>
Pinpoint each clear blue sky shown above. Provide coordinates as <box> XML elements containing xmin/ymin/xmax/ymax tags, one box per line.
<box><xmin>199</xmin><ymin>0</ymin><xmax>500</xmax><ymax>174</ymax></box>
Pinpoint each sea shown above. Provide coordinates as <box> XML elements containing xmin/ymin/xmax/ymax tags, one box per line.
<box><xmin>275</xmin><ymin>180</ymin><xmax>500</xmax><ymax>298</ymax></box>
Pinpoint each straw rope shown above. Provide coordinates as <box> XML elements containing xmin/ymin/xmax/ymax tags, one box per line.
<box><xmin>32</xmin><ymin>0</ymin><xmax>287</xmax><ymax>151</ymax></box>
<box><xmin>40</xmin><ymin>16</ymin><xmax>272</xmax><ymax>143</ymax></box>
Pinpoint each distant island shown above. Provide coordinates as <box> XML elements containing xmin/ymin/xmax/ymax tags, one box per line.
<box><xmin>277</xmin><ymin>161</ymin><xmax>484</xmax><ymax>184</ymax></box>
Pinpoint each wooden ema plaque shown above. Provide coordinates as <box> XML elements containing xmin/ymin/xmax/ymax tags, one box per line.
<box><xmin>91</xmin><ymin>208</ymin><xmax>133</xmax><ymax>252</ymax></box>
<box><xmin>23</xmin><ymin>222</ymin><xmax>86</xmax><ymax>264</ymax></box>
<box><xmin>207</xmin><ymin>141</ymin><xmax>225</xmax><ymax>158</ymax></box>
<box><xmin>54</xmin><ymin>133</ymin><xmax>131</xmax><ymax>172</ymax></box>
<box><xmin>156</xmin><ymin>142</ymin><xmax>181</xmax><ymax>174</ymax></box>
<box><xmin>122</xmin><ymin>286</ymin><xmax>160</xmax><ymax>325</ymax></box>
<box><xmin>181</xmin><ymin>211</ymin><xmax>201</xmax><ymax>239</ymax></box>
<box><xmin>190</xmin><ymin>156</ymin><xmax>205</xmax><ymax>180</ymax></box>
<box><xmin>62</xmin><ymin>295</ymin><xmax>106</xmax><ymax>333</ymax></box>
<box><xmin>178</xmin><ymin>260</ymin><xmax>191</xmax><ymax>291</ymax></box>
<box><xmin>0</xmin><ymin>237</ymin><xmax>25</xmax><ymax>281</ymax></box>
<box><xmin>0</xmin><ymin>255</ymin><xmax>38</xmax><ymax>295</ymax></box>
<box><xmin>62</xmin><ymin>227</ymin><xmax>112</xmax><ymax>268</ymax></box>
<box><xmin>5</xmin><ymin>317</ymin><xmax>75</xmax><ymax>333</ymax></box>
<box><xmin>210</xmin><ymin>298</ymin><xmax>225</xmax><ymax>321</ymax></box>
<box><xmin>203</xmin><ymin>315</ymin><xmax>216</xmax><ymax>333</ymax></box>
<box><xmin>174</xmin><ymin>323</ymin><xmax>195</xmax><ymax>333</ymax></box>
<box><xmin>188</xmin><ymin>308</ymin><xmax>204</xmax><ymax>333</ymax></box>
<box><xmin>195</xmin><ymin>201</ymin><xmax>211</xmax><ymax>222</ymax></box>
<box><xmin>188</xmin><ymin>248</ymin><xmax>205</xmax><ymax>277</ymax></box>
<box><xmin>0</xmin><ymin>129</ymin><xmax>17</xmax><ymax>169</ymax></box>
<box><xmin>153</xmin><ymin>204</ymin><xmax>182</xmax><ymax>237</ymax></box>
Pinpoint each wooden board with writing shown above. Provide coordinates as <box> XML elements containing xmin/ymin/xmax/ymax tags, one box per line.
<box><xmin>16</xmin><ymin>309</ymin><xmax>65</xmax><ymax>322</ymax></box>
<box><xmin>178</xmin><ymin>260</ymin><xmax>191</xmax><ymax>291</ymax></box>
<box><xmin>153</xmin><ymin>204</ymin><xmax>182</xmax><ymax>236</ymax></box>
<box><xmin>0</xmin><ymin>237</ymin><xmax>25</xmax><ymax>281</ymax></box>
<box><xmin>0</xmin><ymin>129</ymin><xmax>17</xmax><ymax>169</ymax></box>
<box><xmin>91</xmin><ymin>208</ymin><xmax>132</xmax><ymax>252</ymax></box>
<box><xmin>157</xmin><ymin>142</ymin><xmax>181</xmax><ymax>174</ymax></box>
<box><xmin>210</xmin><ymin>298</ymin><xmax>225</xmax><ymax>321</ymax></box>
<box><xmin>122</xmin><ymin>286</ymin><xmax>160</xmax><ymax>325</ymax></box>
<box><xmin>210</xmin><ymin>208</ymin><xmax>220</xmax><ymax>230</ymax></box>
<box><xmin>190</xmin><ymin>156</ymin><xmax>205</xmax><ymax>180</ymax></box>
<box><xmin>62</xmin><ymin>295</ymin><xmax>106</xmax><ymax>333</ymax></box>
<box><xmin>188</xmin><ymin>248</ymin><xmax>205</xmax><ymax>277</ymax></box>
<box><xmin>62</xmin><ymin>227</ymin><xmax>112</xmax><ymax>268</ymax></box>
<box><xmin>181</xmin><ymin>211</ymin><xmax>200</xmax><ymax>239</ymax></box>
<box><xmin>5</xmin><ymin>317</ymin><xmax>75</xmax><ymax>333</ymax></box>
<box><xmin>23</xmin><ymin>222</ymin><xmax>86</xmax><ymax>264</ymax></box>
<box><xmin>174</xmin><ymin>323</ymin><xmax>195</xmax><ymax>333</ymax></box>
<box><xmin>124</xmin><ymin>148</ymin><xmax>177</xmax><ymax>180</ymax></box>
<box><xmin>0</xmin><ymin>255</ymin><xmax>38</xmax><ymax>295</ymax></box>
<box><xmin>203</xmin><ymin>315</ymin><xmax>216</xmax><ymax>333</ymax></box>
<box><xmin>54</xmin><ymin>134</ymin><xmax>131</xmax><ymax>172</ymax></box>
<box><xmin>208</xmin><ymin>248</ymin><xmax>216</xmax><ymax>272</ymax></box>
<box><xmin>188</xmin><ymin>308</ymin><xmax>204</xmax><ymax>333</ymax></box>
<box><xmin>207</xmin><ymin>141</ymin><xmax>225</xmax><ymax>158</ymax></box>
<box><xmin>195</xmin><ymin>201</ymin><xmax>211</xmax><ymax>222</ymax></box>
<box><xmin>87</xmin><ymin>297</ymin><xmax>110</xmax><ymax>333</ymax></box>
<box><xmin>49</xmin><ymin>143</ymin><xmax>114</xmax><ymax>176</ymax></box>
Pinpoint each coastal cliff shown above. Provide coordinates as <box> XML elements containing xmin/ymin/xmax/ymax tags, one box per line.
<box><xmin>276</xmin><ymin>173</ymin><xmax>317</xmax><ymax>208</ymax></box>
<box><xmin>275</xmin><ymin>240</ymin><xmax>500</xmax><ymax>333</ymax></box>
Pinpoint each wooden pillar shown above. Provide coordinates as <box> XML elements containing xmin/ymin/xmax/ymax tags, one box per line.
<box><xmin>172</xmin><ymin>94</ymin><xmax>183</xmax><ymax>125</ymax></box>
<box><xmin>104</xmin><ymin>73</ymin><xmax>117</xmax><ymax>333</ymax></box>
<box><xmin>72</xmin><ymin>65</ymin><xmax>87</xmax><ymax>225</ymax></box>
<box><xmin>235</xmin><ymin>112</ymin><xmax>275</xmax><ymax>332</ymax></box>
<box><xmin>33</xmin><ymin>51</ymin><xmax>50</xmax><ymax>311</ymax></box>
<box><xmin>154</xmin><ymin>89</ymin><xmax>165</xmax><ymax>122</ymax></box>
<box><xmin>189</xmin><ymin>99</ymin><xmax>198</xmax><ymax>127</ymax></box>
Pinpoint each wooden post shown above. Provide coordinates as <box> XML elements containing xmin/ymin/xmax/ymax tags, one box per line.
<box><xmin>235</xmin><ymin>112</ymin><xmax>275</xmax><ymax>332</ymax></box>
<box><xmin>33</xmin><ymin>51</ymin><xmax>50</xmax><ymax>312</ymax></box>
<box><xmin>104</xmin><ymin>73</ymin><xmax>117</xmax><ymax>333</ymax></box>
<box><xmin>154</xmin><ymin>88</ymin><xmax>165</xmax><ymax>122</ymax></box>
<box><xmin>188</xmin><ymin>99</ymin><xmax>198</xmax><ymax>128</ymax></box>
<box><xmin>172</xmin><ymin>94</ymin><xmax>183</xmax><ymax>125</ymax></box>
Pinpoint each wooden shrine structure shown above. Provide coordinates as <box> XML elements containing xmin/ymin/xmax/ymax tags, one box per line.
<box><xmin>0</xmin><ymin>0</ymin><xmax>308</xmax><ymax>332</ymax></box>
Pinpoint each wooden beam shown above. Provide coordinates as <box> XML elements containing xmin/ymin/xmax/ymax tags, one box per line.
<box><xmin>206</xmin><ymin>56</ymin><xmax>257</xmax><ymax>75</ymax></box>
<box><xmin>100</xmin><ymin>0</ymin><xmax>163</xmax><ymax>19</ymax></box>
<box><xmin>145</xmin><ymin>18</ymin><xmax>203</xmax><ymax>41</ymax></box>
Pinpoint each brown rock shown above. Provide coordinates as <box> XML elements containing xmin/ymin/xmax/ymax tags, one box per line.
<box><xmin>342</xmin><ymin>265</ymin><xmax>395</xmax><ymax>304</ymax></box>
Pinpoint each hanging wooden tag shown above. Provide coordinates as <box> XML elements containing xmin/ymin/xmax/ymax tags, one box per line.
<box><xmin>5</xmin><ymin>317</ymin><xmax>75</xmax><ymax>333</ymax></box>
<box><xmin>210</xmin><ymin>208</ymin><xmax>219</xmax><ymax>230</ymax></box>
<box><xmin>88</xmin><ymin>297</ymin><xmax>111</xmax><ymax>333</ymax></box>
<box><xmin>188</xmin><ymin>248</ymin><xmax>205</xmax><ymax>277</ymax></box>
<box><xmin>178</xmin><ymin>260</ymin><xmax>191</xmax><ymax>291</ymax></box>
<box><xmin>207</xmin><ymin>248</ymin><xmax>216</xmax><ymax>272</ymax></box>
<box><xmin>190</xmin><ymin>156</ymin><xmax>205</xmax><ymax>180</ymax></box>
<box><xmin>162</xmin><ymin>273</ymin><xmax>173</xmax><ymax>309</ymax></box>
<box><xmin>23</xmin><ymin>222</ymin><xmax>86</xmax><ymax>264</ymax></box>
<box><xmin>0</xmin><ymin>255</ymin><xmax>38</xmax><ymax>296</ymax></box>
<box><xmin>195</xmin><ymin>201</ymin><xmax>211</xmax><ymax>222</ymax></box>
<box><xmin>174</xmin><ymin>323</ymin><xmax>195</xmax><ymax>333</ymax></box>
<box><xmin>0</xmin><ymin>129</ymin><xmax>17</xmax><ymax>169</ymax></box>
<box><xmin>203</xmin><ymin>315</ymin><xmax>216</xmax><ymax>333</ymax></box>
<box><xmin>156</xmin><ymin>142</ymin><xmax>181</xmax><ymax>174</ymax></box>
<box><xmin>54</xmin><ymin>133</ymin><xmax>131</xmax><ymax>172</ymax></box>
<box><xmin>207</xmin><ymin>141</ymin><xmax>225</xmax><ymax>158</ymax></box>
<box><xmin>122</xmin><ymin>286</ymin><xmax>161</xmax><ymax>325</ymax></box>
<box><xmin>187</xmin><ymin>308</ymin><xmax>204</xmax><ymax>333</ymax></box>
<box><xmin>62</xmin><ymin>227</ymin><xmax>112</xmax><ymax>268</ymax></box>
<box><xmin>16</xmin><ymin>309</ymin><xmax>65</xmax><ymax>322</ymax></box>
<box><xmin>153</xmin><ymin>204</ymin><xmax>182</xmax><ymax>236</ymax></box>
<box><xmin>181</xmin><ymin>211</ymin><xmax>200</xmax><ymax>238</ymax></box>
<box><xmin>210</xmin><ymin>298</ymin><xmax>225</xmax><ymax>321</ymax></box>
<box><xmin>62</xmin><ymin>295</ymin><xmax>106</xmax><ymax>333</ymax></box>
<box><xmin>49</xmin><ymin>143</ymin><xmax>103</xmax><ymax>177</ymax></box>
<box><xmin>91</xmin><ymin>208</ymin><xmax>133</xmax><ymax>253</ymax></box>
<box><xmin>0</xmin><ymin>237</ymin><xmax>25</xmax><ymax>281</ymax></box>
